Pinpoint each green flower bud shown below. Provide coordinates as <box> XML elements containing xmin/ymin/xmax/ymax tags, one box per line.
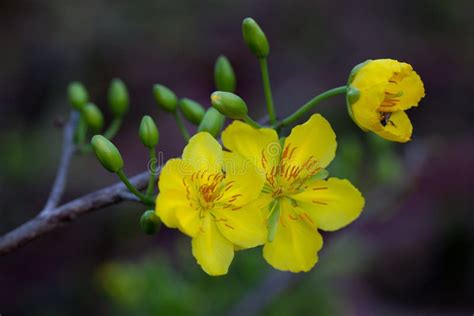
<box><xmin>197</xmin><ymin>108</ymin><xmax>225</xmax><ymax>137</ymax></box>
<box><xmin>139</xmin><ymin>115</ymin><xmax>159</xmax><ymax>148</ymax></box>
<box><xmin>68</xmin><ymin>81</ymin><xmax>89</xmax><ymax>110</ymax></box>
<box><xmin>82</xmin><ymin>103</ymin><xmax>104</xmax><ymax>132</ymax></box>
<box><xmin>214</xmin><ymin>55</ymin><xmax>236</xmax><ymax>92</ymax></box>
<box><xmin>108</xmin><ymin>78</ymin><xmax>129</xmax><ymax>117</ymax></box>
<box><xmin>242</xmin><ymin>17</ymin><xmax>270</xmax><ymax>58</ymax></box>
<box><xmin>140</xmin><ymin>210</ymin><xmax>161</xmax><ymax>235</ymax></box>
<box><xmin>178</xmin><ymin>98</ymin><xmax>206</xmax><ymax>125</ymax></box>
<box><xmin>91</xmin><ymin>135</ymin><xmax>124</xmax><ymax>173</ymax></box>
<box><xmin>153</xmin><ymin>84</ymin><xmax>178</xmax><ymax>112</ymax></box>
<box><xmin>210</xmin><ymin>91</ymin><xmax>248</xmax><ymax>119</ymax></box>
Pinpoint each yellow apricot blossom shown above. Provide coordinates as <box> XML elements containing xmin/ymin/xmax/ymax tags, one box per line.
<box><xmin>346</xmin><ymin>59</ymin><xmax>425</xmax><ymax>142</ymax></box>
<box><xmin>222</xmin><ymin>114</ymin><xmax>365</xmax><ymax>272</ymax></box>
<box><xmin>155</xmin><ymin>132</ymin><xmax>266</xmax><ymax>276</ymax></box>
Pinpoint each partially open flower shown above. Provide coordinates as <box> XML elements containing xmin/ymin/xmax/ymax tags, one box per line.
<box><xmin>346</xmin><ymin>59</ymin><xmax>425</xmax><ymax>142</ymax></box>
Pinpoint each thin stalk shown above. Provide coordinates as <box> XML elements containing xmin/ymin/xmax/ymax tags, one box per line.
<box><xmin>173</xmin><ymin>111</ymin><xmax>190</xmax><ymax>141</ymax></box>
<box><xmin>259</xmin><ymin>58</ymin><xmax>277</xmax><ymax>125</ymax></box>
<box><xmin>103</xmin><ymin>117</ymin><xmax>123</xmax><ymax>140</ymax></box>
<box><xmin>146</xmin><ymin>147</ymin><xmax>157</xmax><ymax>197</ymax></box>
<box><xmin>276</xmin><ymin>86</ymin><xmax>347</xmax><ymax>128</ymax></box>
<box><xmin>116</xmin><ymin>169</ymin><xmax>154</xmax><ymax>205</ymax></box>
<box><xmin>243</xmin><ymin>115</ymin><xmax>262</xmax><ymax>129</ymax></box>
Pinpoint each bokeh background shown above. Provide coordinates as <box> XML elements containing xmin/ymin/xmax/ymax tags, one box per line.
<box><xmin>1</xmin><ymin>0</ymin><xmax>473</xmax><ymax>315</ymax></box>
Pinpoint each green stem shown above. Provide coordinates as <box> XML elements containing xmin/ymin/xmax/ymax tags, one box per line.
<box><xmin>173</xmin><ymin>111</ymin><xmax>190</xmax><ymax>141</ymax></box>
<box><xmin>259</xmin><ymin>58</ymin><xmax>277</xmax><ymax>125</ymax></box>
<box><xmin>103</xmin><ymin>117</ymin><xmax>123</xmax><ymax>140</ymax></box>
<box><xmin>243</xmin><ymin>115</ymin><xmax>262</xmax><ymax>129</ymax></box>
<box><xmin>146</xmin><ymin>147</ymin><xmax>157</xmax><ymax>197</ymax></box>
<box><xmin>116</xmin><ymin>169</ymin><xmax>154</xmax><ymax>205</ymax></box>
<box><xmin>276</xmin><ymin>86</ymin><xmax>347</xmax><ymax>128</ymax></box>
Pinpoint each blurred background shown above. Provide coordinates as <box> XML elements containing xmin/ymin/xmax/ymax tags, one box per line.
<box><xmin>0</xmin><ymin>0</ymin><xmax>473</xmax><ymax>315</ymax></box>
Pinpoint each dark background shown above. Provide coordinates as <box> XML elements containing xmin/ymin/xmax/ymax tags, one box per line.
<box><xmin>0</xmin><ymin>0</ymin><xmax>473</xmax><ymax>315</ymax></box>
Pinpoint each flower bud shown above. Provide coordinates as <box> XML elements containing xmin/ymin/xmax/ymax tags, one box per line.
<box><xmin>91</xmin><ymin>135</ymin><xmax>124</xmax><ymax>173</ymax></box>
<box><xmin>153</xmin><ymin>84</ymin><xmax>178</xmax><ymax>112</ymax></box>
<box><xmin>139</xmin><ymin>115</ymin><xmax>159</xmax><ymax>148</ymax></box>
<box><xmin>242</xmin><ymin>17</ymin><xmax>270</xmax><ymax>58</ymax></box>
<box><xmin>197</xmin><ymin>108</ymin><xmax>225</xmax><ymax>137</ymax></box>
<box><xmin>68</xmin><ymin>81</ymin><xmax>89</xmax><ymax>110</ymax></box>
<box><xmin>214</xmin><ymin>55</ymin><xmax>236</xmax><ymax>92</ymax></box>
<box><xmin>82</xmin><ymin>103</ymin><xmax>104</xmax><ymax>132</ymax></box>
<box><xmin>178</xmin><ymin>98</ymin><xmax>206</xmax><ymax>125</ymax></box>
<box><xmin>108</xmin><ymin>78</ymin><xmax>129</xmax><ymax>117</ymax></box>
<box><xmin>210</xmin><ymin>91</ymin><xmax>248</xmax><ymax>119</ymax></box>
<box><xmin>140</xmin><ymin>210</ymin><xmax>161</xmax><ymax>235</ymax></box>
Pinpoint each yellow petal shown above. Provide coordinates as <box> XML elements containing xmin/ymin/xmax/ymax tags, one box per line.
<box><xmin>192</xmin><ymin>215</ymin><xmax>234</xmax><ymax>276</ymax></box>
<box><xmin>155</xmin><ymin>190</ymin><xmax>185</xmax><ymax>228</ymax></box>
<box><xmin>182</xmin><ymin>132</ymin><xmax>223</xmax><ymax>172</ymax></box>
<box><xmin>213</xmin><ymin>198</ymin><xmax>267</xmax><ymax>249</ymax></box>
<box><xmin>221</xmin><ymin>151</ymin><xmax>265</xmax><ymax>206</ymax></box>
<box><xmin>395</xmin><ymin>69</ymin><xmax>425</xmax><ymax>111</ymax></box>
<box><xmin>157</xmin><ymin>158</ymin><xmax>194</xmax><ymax>192</ymax></box>
<box><xmin>175</xmin><ymin>207</ymin><xmax>201</xmax><ymax>237</ymax></box>
<box><xmin>351</xmin><ymin>83</ymin><xmax>386</xmax><ymax>131</ymax></box>
<box><xmin>283</xmin><ymin>114</ymin><xmax>336</xmax><ymax>170</ymax></box>
<box><xmin>351</xmin><ymin>59</ymin><xmax>400</xmax><ymax>90</ymax></box>
<box><xmin>263</xmin><ymin>200</ymin><xmax>323</xmax><ymax>272</ymax></box>
<box><xmin>290</xmin><ymin>177</ymin><xmax>365</xmax><ymax>231</ymax></box>
<box><xmin>222</xmin><ymin>120</ymin><xmax>280</xmax><ymax>173</ymax></box>
<box><xmin>375</xmin><ymin>110</ymin><xmax>413</xmax><ymax>143</ymax></box>
<box><xmin>155</xmin><ymin>159</ymin><xmax>194</xmax><ymax>228</ymax></box>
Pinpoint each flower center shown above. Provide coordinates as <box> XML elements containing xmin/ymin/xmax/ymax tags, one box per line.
<box><xmin>183</xmin><ymin>170</ymin><xmax>240</xmax><ymax>214</ymax></box>
<box><xmin>378</xmin><ymin>75</ymin><xmax>405</xmax><ymax>126</ymax></box>
<box><xmin>262</xmin><ymin>144</ymin><xmax>321</xmax><ymax>198</ymax></box>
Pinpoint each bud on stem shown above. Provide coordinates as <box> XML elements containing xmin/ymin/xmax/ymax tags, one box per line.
<box><xmin>197</xmin><ymin>108</ymin><xmax>225</xmax><ymax>137</ymax></box>
<box><xmin>108</xmin><ymin>78</ymin><xmax>129</xmax><ymax>117</ymax></box>
<box><xmin>139</xmin><ymin>115</ymin><xmax>159</xmax><ymax>148</ymax></box>
<box><xmin>140</xmin><ymin>210</ymin><xmax>161</xmax><ymax>235</ymax></box>
<box><xmin>210</xmin><ymin>91</ymin><xmax>248</xmax><ymax>119</ymax></box>
<box><xmin>68</xmin><ymin>82</ymin><xmax>89</xmax><ymax>110</ymax></box>
<box><xmin>242</xmin><ymin>18</ymin><xmax>270</xmax><ymax>58</ymax></box>
<box><xmin>214</xmin><ymin>55</ymin><xmax>236</xmax><ymax>93</ymax></box>
<box><xmin>91</xmin><ymin>135</ymin><xmax>124</xmax><ymax>173</ymax></box>
<box><xmin>153</xmin><ymin>84</ymin><xmax>178</xmax><ymax>112</ymax></box>
<box><xmin>178</xmin><ymin>98</ymin><xmax>206</xmax><ymax>125</ymax></box>
<box><xmin>82</xmin><ymin>103</ymin><xmax>104</xmax><ymax>132</ymax></box>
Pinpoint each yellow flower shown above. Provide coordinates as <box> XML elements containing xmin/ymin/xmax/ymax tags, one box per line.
<box><xmin>155</xmin><ymin>132</ymin><xmax>266</xmax><ymax>276</ymax></box>
<box><xmin>347</xmin><ymin>59</ymin><xmax>425</xmax><ymax>142</ymax></box>
<box><xmin>222</xmin><ymin>114</ymin><xmax>365</xmax><ymax>272</ymax></box>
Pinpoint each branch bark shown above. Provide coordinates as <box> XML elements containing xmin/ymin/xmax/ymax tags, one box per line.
<box><xmin>42</xmin><ymin>111</ymin><xmax>79</xmax><ymax>214</ymax></box>
<box><xmin>0</xmin><ymin>171</ymin><xmax>151</xmax><ymax>255</ymax></box>
<box><xmin>0</xmin><ymin>115</ymin><xmax>268</xmax><ymax>256</ymax></box>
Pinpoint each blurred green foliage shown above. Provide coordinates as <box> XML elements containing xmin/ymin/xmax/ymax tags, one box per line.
<box><xmin>97</xmin><ymin>232</ymin><xmax>371</xmax><ymax>316</ymax></box>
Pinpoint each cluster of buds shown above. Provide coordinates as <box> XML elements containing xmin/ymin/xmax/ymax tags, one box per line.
<box><xmin>67</xmin><ymin>79</ymin><xmax>161</xmax><ymax>234</ymax></box>
<box><xmin>66</xmin><ymin>16</ymin><xmax>424</xmax><ymax>254</ymax></box>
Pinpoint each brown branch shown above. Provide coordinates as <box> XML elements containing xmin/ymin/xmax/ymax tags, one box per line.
<box><xmin>0</xmin><ymin>171</ymin><xmax>151</xmax><ymax>256</ymax></box>
<box><xmin>42</xmin><ymin>111</ymin><xmax>79</xmax><ymax>214</ymax></box>
<box><xmin>0</xmin><ymin>115</ymin><xmax>268</xmax><ymax>256</ymax></box>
